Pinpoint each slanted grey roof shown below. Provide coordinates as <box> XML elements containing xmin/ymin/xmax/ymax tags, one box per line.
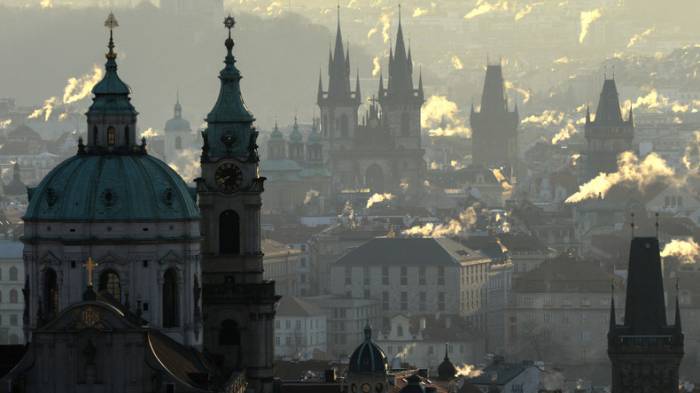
<box><xmin>335</xmin><ymin>237</ymin><xmax>486</xmax><ymax>267</ymax></box>
<box><xmin>277</xmin><ymin>296</ymin><xmax>324</xmax><ymax>317</ymax></box>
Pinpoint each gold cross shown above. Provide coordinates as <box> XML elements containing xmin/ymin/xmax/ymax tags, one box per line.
<box><xmin>83</xmin><ymin>257</ymin><xmax>98</xmax><ymax>287</ymax></box>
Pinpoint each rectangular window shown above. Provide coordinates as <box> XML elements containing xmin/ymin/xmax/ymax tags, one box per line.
<box><xmin>345</xmin><ymin>266</ymin><xmax>352</xmax><ymax>285</ymax></box>
<box><xmin>419</xmin><ymin>292</ymin><xmax>426</xmax><ymax>311</ymax></box>
<box><xmin>364</xmin><ymin>289</ymin><xmax>370</xmax><ymax>299</ymax></box>
<box><xmin>438</xmin><ymin>292</ymin><xmax>445</xmax><ymax>311</ymax></box>
<box><xmin>382</xmin><ymin>267</ymin><xmax>389</xmax><ymax>285</ymax></box>
<box><xmin>400</xmin><ymin>267</ymin><xmax>407</xmax><ymax>285</ymax></box>
<box><xmin>363</xmin><ymin>266</ymin><xmax>370</xmax><ymax>285</ymax></box>
<box><xmin>296</xmin><ymin>320</ymin><xmax>302</xmax><ymax>329</ymax></box>
<box><xmin>285</xmin><ymin>320</ymin><xmax>291</xmax><ymax>329</ymax></box>
<box><xmin>382</xmin><ymin>292</ymin><xmax>389</xmax><ymax>311</ymax></box>
<box><xmin>401</xmin><ymin>292</ymin><xmax>408</xmax><ymax>311</ymax></box>
<box><xmin>438</xmin><ymin>267</ymin><xmax>445</xmax><ymax>285</ymax></box>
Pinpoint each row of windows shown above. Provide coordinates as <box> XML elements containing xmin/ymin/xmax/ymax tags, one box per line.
<box><xmin>0</xmin><ymin>313</ymin><xmax>19</xmax><ymax>326</ymax></box>
<box><xmin>381</xmin><ymin>291</ymin><xmax>445</xmax><ymax>312</ymax></box>
<box><xmin>275</xmin><ymin>318</ymin><xmax>324</xmax><ymax>330</ymax></box>
<box><xmin>0</xmin><ymin>266</ymin><xmax>19</xmax><ymax>281</ymax></box>
<box><xmin>274</xmin><ymin>333</ymin><xmax>325</xmax><ymax>347</ymax></box>
<box><xmin>349</xmin><ymin>266</ymin><xmax>446</xmax><ymax>286</ymax></box>
<box><xmin>40</xmin><ymin>267</ymin><xmax>181</xmax><ymax>327</ymax></box>
<box><xmin>0</xmin><ymin>289</ymin><xmax>19</xmax><ymax>304</ymax></box>
<box><xmin>385</xmin><ymin>343</ymin><xmax>467</xmax><ymax>356</ymax></box>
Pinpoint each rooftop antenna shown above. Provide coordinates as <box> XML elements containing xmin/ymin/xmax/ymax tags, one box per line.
<box><xmin>630</xmin><ymin>212</ymin><xmax>635</xmax><ymax>238</ymax></box>
<box><xmin>655</xmin><ymin>212</ymin><xmax>660</xmax><ymax>237</ymax></box>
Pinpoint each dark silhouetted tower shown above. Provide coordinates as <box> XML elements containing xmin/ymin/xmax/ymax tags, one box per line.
<box><xmin>198</xmin><ymin>17</ymin><xmax>277</xmax><ymax>393</ymax></box>
<box><xmin>317</xmin><ymin>7</ymin><xmax>361</xmax><ymax>153</ymax></box>
<box><xmin>608</xmin><ymin>237</ymin><xmax>683</xmax><ymax>393</ymax></box>
<box><xmin>470</xmin><ymin>64</ymin><xmax>519</xmax><ymax>174</ymax></box>
<box><xmin>584</xmin><ymin>78</ymin><xmax>634</xmax><ymax>180</ymax></box>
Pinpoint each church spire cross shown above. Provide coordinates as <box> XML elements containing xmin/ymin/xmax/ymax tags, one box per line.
<box><xmin>104</xmin><ymin>12</ymin><xmax>119</xmax><ymax>59</ymax></box>
<box><xmin>83</xmin><ymin>257</ymin><xmax>99</xmax><ymax>287</ymax></box>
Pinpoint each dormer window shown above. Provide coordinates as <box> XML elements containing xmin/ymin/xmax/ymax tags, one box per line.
<box><xmin>107</xmin><ymin>126</ymin><xmax>116</xmax><ymax>146</ymax></box>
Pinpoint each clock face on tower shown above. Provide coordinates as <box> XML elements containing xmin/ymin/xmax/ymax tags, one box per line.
<box><xmin>215</xmin><ymin>162</ymin><xmax>243</xmax><ymax>193</ymax></box>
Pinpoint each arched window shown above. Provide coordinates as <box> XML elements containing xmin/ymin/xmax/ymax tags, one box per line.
<box><xmin>162</xmin><ymin>269</ymin><xmax>179</xmax><ymax>328</ymax></box>
<box><xmin>92</xmin><ymin>126</ymin><xmax>98</xmax><ymax>145</ymax></box>
<box><xmin>124</xmin><ymin>126</ymin><xmax>130</xmax><ymax>145</ymax></box>
<box><xmin>43</xmin><ymin>269</ymin><xmax>59</xmax><ymax>318</ymax></box>
<box><xmin>175</xmin><ymin>136</ymin><xmax>182</xmax><ymax>150</ymax></box>
<box><xmin>9</xmin><ymin>266</ymin><xmax>17</xmax><ymax>281</ymax></box>
<box><xmin>219</xmin><ymin>319</ymin><xmax>241</xmax><ymax>346</ymax></box>
<box><xmin>107</xmin><ymin>126</ymin><xmax>116</xmax><ymax>146</ymax></box>
<box><xmin>340</xmin><ymin>115</ymin><xmax>349</xmax><ymax>138</ymax></box>
<box><xmin>401</xmin><ymin>113</ymin><xmax>410</xmax><ymax>136</ymax></box>
<box><xmin>219</xmin><ymin>210</ymin><xmax>240</xmax><ymax>255</ymax></box>
<box><xmin>98</xmin><ymin>270</ymin><xmax>121</xmax><ymax>301</ymax></box>
<box><xmin>10</xmin><ymin>289</ymin><xmax>18</xmax><ymax>304</ymax></box>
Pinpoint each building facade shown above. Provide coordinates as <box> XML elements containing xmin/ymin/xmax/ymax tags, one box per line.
<box><xmin>330</xmin><ymin>237</ymin><xmax>491</xmax><ymax>323</ymax></box>
<box><xmin>0</xmin><ymin>241</ymin><xmax>24</xmax><ymax>345</ymax></box>
<box><xmin>274</xmin><ymin>296</ymin><xmax>327</xmax><ymax>360</ymax></box>
<box><xmin>163</xmin><ymin>94</ymin><xmax>194</xmax><ymax>163</ymax></box>
<box><xmin>506</xmin><ymin>253</ymin><xmax>623</xmax><ymax>365</ymax></box>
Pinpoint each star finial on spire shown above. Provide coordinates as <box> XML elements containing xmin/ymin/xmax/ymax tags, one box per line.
<box><xmin>224</xmin><ymin>14</ymin><xmax>236</xmax><ymax>35</ymax></box>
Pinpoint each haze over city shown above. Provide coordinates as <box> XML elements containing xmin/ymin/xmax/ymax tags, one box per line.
<box><xmin>0</xmin><ymin>0</ymin><xmax>699</xmax><ymax>392</ymax></box>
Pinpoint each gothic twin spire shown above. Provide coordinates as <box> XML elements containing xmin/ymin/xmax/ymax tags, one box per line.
<box><xmin>318</xmin><ymin>6</ymin><xmax>423</xmax><ymax>106</ymax></box>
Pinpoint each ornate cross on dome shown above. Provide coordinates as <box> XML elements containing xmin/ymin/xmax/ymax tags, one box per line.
<box><xmin>104</xmin><ymin>13</ymin><xmax>119</xmax><ymax>58</ymax></box>
<box><xmin>83</xmin><ymin>257</ymin><xmax>99</xmax><ymax>287</ymax></box>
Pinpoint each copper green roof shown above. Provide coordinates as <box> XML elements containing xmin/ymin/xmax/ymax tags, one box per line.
<box><xmin>289</xmin><ymin>118</ymin><xmax>303</xmax><ymax>143</ymax></box>
<box><xmin>24</xmin><ymin>154</ymin><xmax>198</xmax><ymax>222</ymax></box>
<box><xmin>202</xmin><ymin>18</ymin><xmax>258</xmax><ymax>161</ymax></box>
<box><xmin>270</xmin><ymin>123</ymin><xmax>284</xmax><ymax>140</ymax></box>
<box><xmin>87</xmin><ymin>31</ymin><xmax>136</xmax><ymax>116</ymax></box>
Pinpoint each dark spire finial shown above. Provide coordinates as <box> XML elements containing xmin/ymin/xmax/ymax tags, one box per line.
<box><xmin>223</xmin><ymin>15</ymin><xmax>236</xmax><ymax>55</ymax></box>
<box><xmin>104</xmin><ymin>12</ymin><xmax>119</xmax><ymax>60</ymax></box>
<box><xmin>630</xmin><ymin>212</ymin><xmax>635</xmax><ymax>238</ymax></box>
<box><xmin>655</xmin><ymin>212</ymin><xmax>660</xmax><ymax>237</ymax></box>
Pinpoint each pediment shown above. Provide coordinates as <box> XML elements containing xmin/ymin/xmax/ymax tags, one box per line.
<box><xmin>40</xmin><ymin>302</ymin><xmax>140</xmax><ymax>332</ymax></box>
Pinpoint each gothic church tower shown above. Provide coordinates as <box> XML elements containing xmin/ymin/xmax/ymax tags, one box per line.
<box><xmin>317</xmin><ymin>7</ymin><xmax>361</xmax><ymax>154</ymax></box>
<box><xmin>608</xmin><ymin>237</ymin><xmax>683</xmax><ymax>393</ymax></box>
<box><xmin>197</xmin><ymin>16</ymin><xmax>277</xmax><ymax>393</ymax></box>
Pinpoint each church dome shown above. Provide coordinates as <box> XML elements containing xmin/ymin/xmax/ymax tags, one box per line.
<box><xmin>289</xmin><ymin>118</ymin><xmax>303</xmax><ymax>143</ymax></box>
<box><xmin>348</xmin><ymin>325</ymin><xmax>388</xmax><ymax>374</ymax></box>
<box><xmin>437</xmin><ymin>351</ymin><xmax>457</xmax><ymax>380</ymax></box>
<box><xmin>24</xmin><ymin>153</ymin><xmax>198</xmax><ymax>222</ymax></box>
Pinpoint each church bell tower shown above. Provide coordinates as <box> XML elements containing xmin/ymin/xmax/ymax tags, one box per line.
<box><xmin>197</xmin><ymin>16</ymin><xmax>277</xmax><ymax>393</ymax></box>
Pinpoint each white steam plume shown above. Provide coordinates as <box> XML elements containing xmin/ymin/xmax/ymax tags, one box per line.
<box><xmin>366</xmin><ymin>193</ymin><xmax>394</xmax><ymax>209</ymax></box>
<box><xmin>422</xmin><ymin>95</ymin><xmax>471</xmax><ymax>138</ymax></box>
<box><xmin>579</xmin><ymin>9</ymin><xmax>602</xmax><ymax>44</ymax></box>
<box><xmin>661</xmin><ymin>238</ymin><xmax>700</xmax><ymax>264</ymax></box>
<box><xmin>566</xmin><ymin>152</ymin><xmax>675</xmax><ymax>204</ymax></box>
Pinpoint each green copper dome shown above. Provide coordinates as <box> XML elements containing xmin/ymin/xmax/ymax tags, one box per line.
<box><xmin>24</xmin><ymin>154</ymin><xmax>198</xmax><ymax>222</ymax></box>
<box><xmin>289</xmin><ymin>118</ymin><xmax>303</xmax><ymax>143</ymax></box>
<box><xmin>270</xmin><ymin>122</ymin><xmax>284</xmax><ymax>140</ymax></box>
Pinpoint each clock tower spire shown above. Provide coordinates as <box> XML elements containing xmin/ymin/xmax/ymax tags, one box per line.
<box><xmin>197</xmin><ymin>15</ymin><xmax>276</xmax><ymax>393</ymax></box>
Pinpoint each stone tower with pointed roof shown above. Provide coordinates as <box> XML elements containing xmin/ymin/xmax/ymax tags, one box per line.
<box><xmin>196</xmin><ymin>15</ymin><xmax>277</xmax><ymax>393</ymax></box>
<box><xmin>318</xmin><ymin>8</ymin><xmax>425</xmax><ymax>195</ymax></box>
<box><xmin>317</xmin><ymin>7</ymin><xmax>361</xmax><ymax>153</ymax></box>
<box><xmin>470</xmin><ymin>64</ymin><xmax>519</xmax><ymax>176</ymax></box>
<box><xmin>584</xmin><ymin>78</ymin><xmax>634</xmax><ymax>180</ymax></box>
<box><xmin>378</xmin><ymin>8</ymin><xmax>424</xmax><ymax>154</ymax></box>
<box><xmin>608</xmin><ymin>237</ymin><xmax>683</xmax><ymax>393</ymax></box>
